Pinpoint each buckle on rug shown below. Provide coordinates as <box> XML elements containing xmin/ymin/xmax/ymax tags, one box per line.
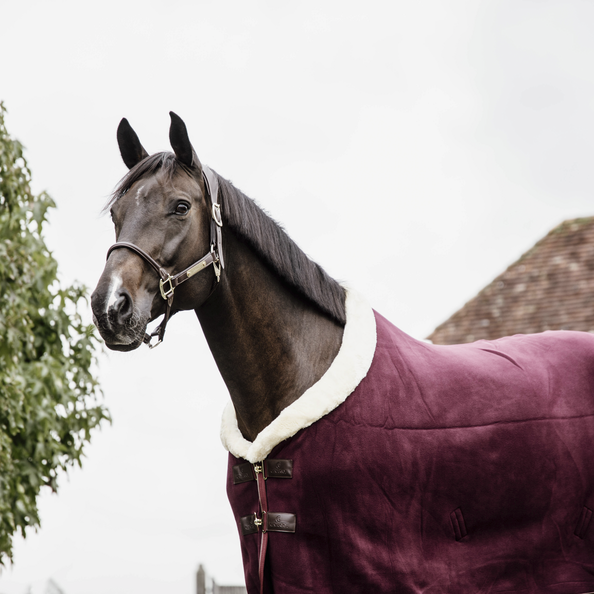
<box><xmin>240</xmin><ymin>512</ymin><xmax>296</xmax><ymax>535</ymax></box>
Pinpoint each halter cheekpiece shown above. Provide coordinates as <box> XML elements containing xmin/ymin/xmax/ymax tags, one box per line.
<box><xmin>105</xmin><ymin>165</ymin><xmax>224</xmax><ymax>348</ymax></box>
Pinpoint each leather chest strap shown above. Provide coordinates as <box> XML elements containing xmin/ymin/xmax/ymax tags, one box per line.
<box><xmin>256</xmin><ymin>469</ymin><xmax>268</xmax><ymax>594</ymax></box>
<box><xmin>234</xmin><ymin>460</ymin><xmax>296</xmax><ymax>594</ymax></box>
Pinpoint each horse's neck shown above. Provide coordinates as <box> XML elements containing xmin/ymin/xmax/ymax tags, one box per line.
<box><xmin>196</xmin><ymin>231</ymin><xmax>344</xmax><ymax>442</ymax></box>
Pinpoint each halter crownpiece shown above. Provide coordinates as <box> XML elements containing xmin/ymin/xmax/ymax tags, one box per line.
<box><xmin>105</xmin><ymin>165</ymin><xmax>223</xmax><ymax>348</ymax></box>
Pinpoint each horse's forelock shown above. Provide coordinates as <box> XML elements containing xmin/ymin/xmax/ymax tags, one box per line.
<box><xmin>103</xmin><ymin>152</ymin><xmax>186</xmax><ymax>214</ymax></box>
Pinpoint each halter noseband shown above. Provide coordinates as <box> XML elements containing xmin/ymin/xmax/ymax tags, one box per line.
<box><xmin>105</xmin><ymin>165</ymin><xmax>224</xmax><ymax>349</ymax></box>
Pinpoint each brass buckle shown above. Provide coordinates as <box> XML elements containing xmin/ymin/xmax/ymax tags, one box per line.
<box><xmin>211</xmin><ymin>246</ymin><xmax>221</xmax><ymax>282</ymax></box>
<box><xmin>212</xmin><ymin>203</ymin><xmax>223</xmax><ymax>227</ymax></box>
<box><xmin>213</xmin><ymin>261</ymin><xmax>221</xmax><ymax>283</ymax></box>
<box><xmin>159</xmin><ymin>275</ymin><xmax>174</xmax><ymax>300</ymax></box>
<box><xmin>145</xmin><ymin>327</ymin><xmax>163</xmax><ymax>349</ymax></box>
<box><xmin>253</xmin><ymin>462</ymin><xmax>266</xmax><ymax>480</ymax></box>
<box><xmin>148</xmin><ymin>337</ymin><xmax>162</xmax><ymax>349</ymax></box>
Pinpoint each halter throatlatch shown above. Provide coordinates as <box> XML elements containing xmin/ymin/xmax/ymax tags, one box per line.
<box><xmin>105</xmin><ymin>165</ymin><xmax>223</xmax><ymax>349</ymax></box>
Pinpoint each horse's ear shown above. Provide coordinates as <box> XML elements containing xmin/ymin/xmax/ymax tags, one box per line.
<box><xmin>117</xmin><ymin>118</ymin><xmax>149</xmax><ymax>169</ymax></box>
<box><xmin>169</xmin><ymin>111</ymin><xmax>201</xmax><ymax>169</ymax></box>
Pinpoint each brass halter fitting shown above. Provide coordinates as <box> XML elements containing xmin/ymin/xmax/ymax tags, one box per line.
<box><xmin>159</xmin><ymin>275</ymin><xmax>175</xmax><ymax>300</ymax></box>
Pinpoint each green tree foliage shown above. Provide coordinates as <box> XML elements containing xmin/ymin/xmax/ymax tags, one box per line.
<box><xmin>0</xmin><ymin>102</ymin><xmax>108</xmax><ymax>562</ymax></box>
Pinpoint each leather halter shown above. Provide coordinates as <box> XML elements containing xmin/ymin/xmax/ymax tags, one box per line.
<box><xmin>105</xmin><ymin>165</ymin><xmax>224</xmax><ymax>348</ymax></box>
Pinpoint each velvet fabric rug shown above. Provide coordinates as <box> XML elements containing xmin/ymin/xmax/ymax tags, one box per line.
<box><xmin>223</xmin><ymin>293</ymin><xmax>594</xmax><ymax>593</ymax></box>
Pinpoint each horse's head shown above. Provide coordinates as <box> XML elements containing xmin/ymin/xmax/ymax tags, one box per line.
<box><xmin>91</xmin><ymin>113</ymin><xmax>220</xmax><ymax>351</ymax></box>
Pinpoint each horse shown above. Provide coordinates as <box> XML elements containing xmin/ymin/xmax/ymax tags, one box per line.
<box><xmin>91</xmin><ymin>113</ymin><xmax>594</xmax><ymax>594</ymax></box>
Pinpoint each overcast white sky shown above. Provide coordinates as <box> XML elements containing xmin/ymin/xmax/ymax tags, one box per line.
<box><xmin>1</xmin><ymin>1</ymin><xmax>594</xmax><ymax>592</ymax></box>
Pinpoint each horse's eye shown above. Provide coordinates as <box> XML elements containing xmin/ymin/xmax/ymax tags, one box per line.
<box><xmin>175</xmin><ymin>202</ymin><xmax>190</xmax><ymax>215</ymax></box>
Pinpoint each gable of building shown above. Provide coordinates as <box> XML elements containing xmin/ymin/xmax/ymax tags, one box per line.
<box><xmin>428</xmin><ymin>217</ymin><xmax>594</xmax><ymax>345</ymax></box>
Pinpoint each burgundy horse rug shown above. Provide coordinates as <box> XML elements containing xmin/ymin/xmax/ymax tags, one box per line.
<box><xmin>221</xmin><ymin>290</ymin><xmax>594</xmax><ymax>593</ymax></box>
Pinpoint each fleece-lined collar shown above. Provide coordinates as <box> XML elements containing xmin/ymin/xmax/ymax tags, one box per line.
<box><xmin>220</xmin><ymin>289</ymin><xmax>377</xmax><ymax>463</ymax></box>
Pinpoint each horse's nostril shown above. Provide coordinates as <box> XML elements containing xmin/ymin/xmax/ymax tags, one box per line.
<box><xmin>111</xmin><ymin>290</ymin><xmax>133</xmax><ymax>326</ymax></box>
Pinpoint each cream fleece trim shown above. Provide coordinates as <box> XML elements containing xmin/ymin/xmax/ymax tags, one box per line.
<box><xmin>220</xmin><ymin>289</ymin><xmax>377</xmax><ymax>462</ymax></box>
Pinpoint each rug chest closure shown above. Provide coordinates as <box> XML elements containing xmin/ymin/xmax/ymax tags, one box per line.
<box><xmin>233</xmin><ymin>459</ymin><xmax>297</xmax><ymax>594</ymax></box>
<box><xmin>235</xmin><ymin>460</ymin><xmax>296</xmax><ymax>535</ymax></box>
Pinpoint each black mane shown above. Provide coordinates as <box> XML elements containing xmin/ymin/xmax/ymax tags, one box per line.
<box><xmin>217</xmin><ymin>175</ymin><xmax>346</xmax><ymax>325</ymax></box>
<box><xmin>105</xmin><ymin>153</ymin><xmax>346</xmax><ymax>325</ymax></box>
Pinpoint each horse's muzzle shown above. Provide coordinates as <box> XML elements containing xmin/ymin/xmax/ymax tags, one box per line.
<box><xmin>91</xmin><ymin>289</ymin><xmax>148</xmax><ymax>351</ymax></box>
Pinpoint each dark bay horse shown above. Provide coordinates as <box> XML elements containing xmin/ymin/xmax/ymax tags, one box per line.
<box><xmin>92</xmin><ymin>113</ymin><xmax>594</xmax><ymax>594</ymax></box>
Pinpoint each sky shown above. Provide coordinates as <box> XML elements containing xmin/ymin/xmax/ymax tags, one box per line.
<box><xmin>2</xmin><ymin>1</ymin><xmax>594</xmax><ymax>592</ymax></box>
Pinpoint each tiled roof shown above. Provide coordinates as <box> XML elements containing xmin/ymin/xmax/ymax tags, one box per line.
<box><xmin>427</xmin><ymin>216</ymin><xmax>594</xmax><ymax>345</ymax></box>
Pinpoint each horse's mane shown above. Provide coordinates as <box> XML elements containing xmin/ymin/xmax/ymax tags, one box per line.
<box><xmin>105</xmin><ymin>153</ymin><xmax>347</xmax><ymax>326</ymax></box>
<box><xmin>216</xmin><ymin>174</ymin><xmax>346</xmax><ymax>325</ymax></box>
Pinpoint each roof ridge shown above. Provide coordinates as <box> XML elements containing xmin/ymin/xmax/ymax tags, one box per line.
<box><xmin>428</xmin><ymin>215</ymin><xmax>594</xmax><ymax>344</ymax></box>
